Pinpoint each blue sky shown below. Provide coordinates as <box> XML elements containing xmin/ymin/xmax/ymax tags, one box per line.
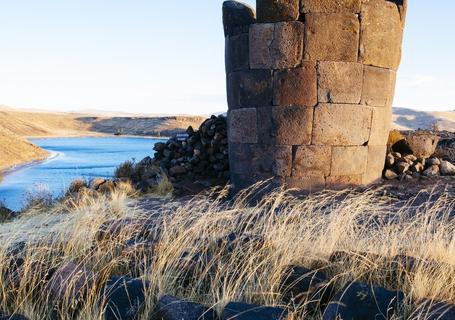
<box><xmin>0</xmin><ymin>1</ymin><xmax>453</xmax><ymax>115</ymax></box>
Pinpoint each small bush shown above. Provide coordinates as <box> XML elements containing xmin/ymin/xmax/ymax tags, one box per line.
<box><xmin>114</xmin><ymin>160</ymin><xmax>136</xmax><ymax>180</ymax></box>
<box><xmin>66</xmin><ymin>178</ymin><xmax>89</xmax><ymax>195</ymax></box>
<box><xmin>22</xmin><ymin>184</ymin><xmax>55</xmax><ymax>212</ymax></box>
<box><xmin>150</xmin><ymin>173</ymin><xmax>173</xmax><ymax>196</ymax></box>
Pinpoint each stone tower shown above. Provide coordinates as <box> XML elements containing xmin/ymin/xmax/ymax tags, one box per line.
<box><xmin>223</xmin><ymin>0</ymin><xmax>407</xmax><ymax>191</ymax></box>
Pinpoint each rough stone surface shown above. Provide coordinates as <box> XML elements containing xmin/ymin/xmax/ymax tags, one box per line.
<box><xmin>292</xmin><ymin>145</ymin><xmax>331</xmax><ymax>177</ymax></box>
<box><xmin>312</xmin><ymin>104</ymin><xmax>372</xmax><ymax>146</ymax></box>
<box><xmin>318</xmin><ymin>61</ymin><xmax>363</xmax><ymax>104</ymax></box>
<box><xmin>274</xmin><ymin>63</ymin><xmax>318</xmax><ymax>107</ymax></box>
<box><xmin>285</xmin><ymin>175</ymin><xmax>325</xmax><ymax>191</ymax></box>
<box><xmin>227</xmin><ymin>70</ymin><xmax>272</xmax><ymax>109</ymax></box>
<box><xmin>326</xmin><ymin>175</ymin><xmax>363</xmax><ymax>189</ymax></box>
<box><xmin>331</xmin><ymin>146</ymin><xmax>368</xmax><ymax>176</ymax></box>
<box><xmin>104</xmin><ymin>277</ymin><xmax>148</xmax><ymax>320</ymax></box>
<box><xmin>360</xmin><ymin>0</ymin><xmax>404</xmax><ymax>69</ymax></box>
<box><xmin>222</xmin><ymin>1</ymin><xmax>256</xmax><ymax>36</ymax></box>
<box><xmin>225</xmin><ymin>33</ymin><xmax>249</xmax><ymax>73</ymax></box>
<box><xmin>222</xmin><ymin>302</ymin><xmax>288</xmax><ymax>320</ymax></box>
<box><xmin>272</xmin><ymin>106</ymin><xmax>314</xmax><ymax>145</ymax></box>
<box><xmin>250</xmin><ymin>22</ymin><xmax>304</xmax><ymax>69</ymax></box>
<box><xmin>440</xmin><ymin>161</ymin><xmax>455</xmax><ymax>176</ymax></box>
<box><xmin>363</xmin><ymin>145</ymin><xmax>386</xmax><ymax>184</ymax></box>
<box><xmin>361</xmin><ymin>66</ymin><xmax>396</xmax><ymax>107</ymax></box>
<box><xmin>228</xmin><ymin>109</ymin><xmax>258</xmax><ymax>144</ymax></box>
<box><xmin>384</xmin><ymin>169</ymin><xmax>398</xmax><ymax>180</ymax></box>
<box><xmin>423</xmin><ymin>165</ymin><xmax>440</xmax><ymax>177</ymax></box>
<box><xmin>322</xmin><ymin>283</ymin><xmax>404</xmax><ymax>320</ymax></box>
<box><xmin>257</xmin><ymin>0</ymin><xmax>299</xmax><ymax>22</ymax></box>
<box><xmin>369</xmin><ymin>106</ymin><xmax>392</xmax><ymax>146</ymax></box>
<box><xmin>301</xmin><ymin>0</ymin><xmax>361</xmax><ymax>13</ymax></box>
<box><xmin>407</xmin><ymin>133</ymin><xmax>439</xmax><ymax>159</ymax></box>
<box><xmin>304</xmin><ymin>13</ymin><xmax>359</xmax><ymax>62</ymax></box>
<box><xmin>155</xmin><ymin>295</ymin><xmax>215</xmax><ymax>320</ymax></box>
<box><xmin>229</xmin><ymin>144</ymin><xmax>292</xmax><ymax>177</ymax></box>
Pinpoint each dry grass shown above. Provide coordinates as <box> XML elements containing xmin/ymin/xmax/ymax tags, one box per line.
<box><xmin>0</xmin><ymin>184</ymin><xmax>454</xmax><ymax>319</ymax></box>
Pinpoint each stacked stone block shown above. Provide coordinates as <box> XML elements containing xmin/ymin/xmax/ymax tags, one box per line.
<box><xmin>223</xmin><ymin>0</ymin><xmax>407</xmax><ymax>191</ymax></box>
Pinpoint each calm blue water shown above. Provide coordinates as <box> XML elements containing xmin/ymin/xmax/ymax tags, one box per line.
<box><xmin>0</xmin><ymin>137</ymin><xmax>163</xmax><ymax>211</ymax></box>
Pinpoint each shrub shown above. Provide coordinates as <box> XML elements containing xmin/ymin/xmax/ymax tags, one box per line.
<box><xmin>114</xmin><ymin>160</ymin><xmax>136</xmax><ymax>180</ymax></box>
<box><xmin>22</xmin><ymin>184</ymin><xmax>55</xmax><ymax>212</ymax></box>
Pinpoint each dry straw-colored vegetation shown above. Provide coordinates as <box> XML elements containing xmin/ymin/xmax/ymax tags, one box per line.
<box><xmin>0</xmin><ymin>183</ymin><xmax>454</xmax><ymax>319</ymax></box>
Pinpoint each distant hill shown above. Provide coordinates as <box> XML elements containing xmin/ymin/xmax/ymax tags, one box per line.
<box><xmin>392</xmin><ymin>107</ymin><xmax>455</xmax><ymax>131</ymax></box>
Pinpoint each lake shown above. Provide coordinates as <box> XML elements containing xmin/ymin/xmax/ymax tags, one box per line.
<box><xmin>0</xmin><ymin>137</ymin><xmax>163</xmax><ymax>211</ymax></box>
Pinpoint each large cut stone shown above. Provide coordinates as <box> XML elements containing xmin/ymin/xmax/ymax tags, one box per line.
<box><xmin>222</xmin><ymin>1</ymin><xmax>256</xmax><ymax>37</ymax></box>
<box><xmin>360</xmin><ymin>0</ymin><xmax>404</xmax><ymax>69</ymax></box>
<box><xmin>292</xmin><ymin>145</ymin><xmax>331</xmax><ymax>177</ymax></box>
<box><xmin>361</xmin><ymin>66</ymin><xmax>396</xmax><ymax>107</ymax></box>
<box><xmin>272</xmin><ymin>106</ymin><xmax>314</xmax><ymax>145</ymax></box>
<box><xmin>362</xmin><ymin>145</ymin><xmax>387</xmax><ymax>184</ymax></box>
<box><xmin>312</xmin><ymin>104</ymin><xmax>372</xmax><ymax>146</ymax></box>
<box><xmin>326</xmin><ymin>175</ymin><xmax>363</xmax><ymax>189</ymax></box>
<box><xmin>301</xmin><ymin>0</ymin><xmax>361</xmax><ymax>13</ymax></box>
<box><xmin>304</xmin><ymin>13</ymin><xmax>359</xmax><ymax>62</ymax></box>
<box><xmin>257</xmin><ymin>0</ymin><xmax>300</xmax><ymax>22</ymax></box>
<box><xmin>229</xmin><ymin>143</ymin><xmax>292</xmax><ymax>177</ymax></box>
<box><xmin>228</xmin><ymin>108</ymin><xmax>258</xmax><ymax>143</ymax></box>
<box><xmin>318</xmin><ymin>61</ymin><xmax>363</xmax><ymax>104</ymax></box>
<box><xmin>250</xmin><ymin>22</ymin><xmax>304</xmax><ymax>69</ymax></box>
<box><xmin>286</xmin><ymin>175</ymin><xmax>325</xmax><ymax>191</ymax></box>
<box><xmin>274</xmin><ymin>62</ymin><xmax>318</xmax><ymax>107</ymax></box>
<box><xmin>369</xmin><ymin>106</ymin><xmax>392</xmax><ymax>146</ymax></box>
<box><xmin>225</xmin><ymin>33</ymin><xmax>249</xmax><ymax>73</ymax></box>
<box><xmin>227</xmin><ymin>70</ymin><xmax>272</xmax><ymax>108</ymax></box>
<box><xmin>331</xmin><ymin>146</ymin><xmax>368</xmax><ymax>176</ymax></box>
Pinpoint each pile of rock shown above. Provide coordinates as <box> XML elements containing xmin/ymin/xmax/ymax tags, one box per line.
<box><xmin>384</xmin><ymin>131</ymin><xmax>455</xmax><ymax>180</ymax></box>
<box><xmin>153</xmin><ymin>115</ymin><xmax>229</xmax><ymax>184</ymax></box>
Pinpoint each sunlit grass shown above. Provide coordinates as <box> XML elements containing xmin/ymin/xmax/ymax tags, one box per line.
<box><xmin>0</xmin><ymin>183</ymin><xmax>453</xmax><ymax>319</ymax></box>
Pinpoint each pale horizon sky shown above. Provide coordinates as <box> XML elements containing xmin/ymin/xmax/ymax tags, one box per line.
<box><xmin>0</xmin><ymin>1</ymin><xmax>454</xmax><ymax>115</ymax></box>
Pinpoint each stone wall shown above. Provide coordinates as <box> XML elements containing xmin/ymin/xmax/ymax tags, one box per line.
<box><xmin>223</xmin><ymin>0</ymin><xmax>407</xmax><ymax>191</ymax></box>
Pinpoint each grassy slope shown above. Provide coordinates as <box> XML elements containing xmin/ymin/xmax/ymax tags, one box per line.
<box><xmin>0</xmin><ymin>127</ymin><xmax>49</xmax><ymax>172</ymax></box>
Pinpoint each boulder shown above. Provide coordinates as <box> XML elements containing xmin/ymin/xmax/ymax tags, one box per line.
<box><xmin>103</xmin><ymin>277</ymin><xmax>148</xmax><ymax>320</ymax></box>
<box><xmin>440</xmin><ymin>160</ymin><xmax>455</xmax><ymax>176</ymax></box>
<box><xmin>280</xmin><ymin>266</ymin><xmax>332</xmax><ymax>310</ymax></box>
<box><xmin>395</xmin><ymin>161</ymin><xmax>410</xmax><ymax>174</ymax></box>
<box><xmin>46</xmin><ymin>262</ymin><xmax>97</xmax><ymax>307</ymax></box>
<box><xmin>426</xmin><ymin>157</ymin><xmax>441</xmax><ymax>167</ymax></box>
<box><xmin>256</xmin><ymin>0</ymin><xmax>299</xmax><ymax>22</ymax></box>
<box><xmin>154</xmin><ymin>295</ymin><xmax>215</xmax><ymax>320</ymax></box>
<box><xmin>423</xmin><ymin>165</ymin><xmax>440</xmax><ymax>177</ymax></box>
<box><xmin>384</xmin><ymin>169</ymin><xmax>398</xmax><ymax>180</ymax></box>
<box><xmin>435</xmin><ymin>138</ymin><xmax>455</xmax><ymax>162</ymax></box>
<box><xmin>322</xmin><ymin>283</ymin><xmax>404</xmax><ymax>320</ymax></box>
<box><xmin>222</xmin><ymin>1</ymin><xmax>256</xmax><ymax>37</ymax></box>
<box><xmin>407</xmin><ymin>132</ymin><xmax>439</xmax><ymax>159</ymax></box>
<box><xmin>414</xmin><ymin>300</ymin><xmax>455</xmax><ymax>320</ymax></box>
<box><xmin>385</xmin><ymin>153</ymin><xmax>395</xmax><ymax>167</ymax></box>
<box><xmin>222</xmin><ymin>302</ymin><xmax>288</xmax><ymax>320</ymax></box>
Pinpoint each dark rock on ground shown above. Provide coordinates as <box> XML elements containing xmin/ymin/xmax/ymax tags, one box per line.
<box><xmin>280</xmin><ymin>266</ymin><xmax>332</xmax><ymax>311</ymax></box>
<box><xmin>103</xmin><ymin>276</ymin><xmax>148</xmax><ymax>320</ymax></box>
<box><xmin>322</xmin><ymin>282</ymin><xmax>404</xmax><ymax>320</ymax></box>
<box><xmin>154</xmin><ymin>295</ymin><xmax>215</xmax><ymax>320</ymax></box>
<box><xmin>222</xmin><ymin>302</ymin><xmax>288</xmax><ymax>320</ymax></box>
<box><xmin>0</xmin><ymin>314</ymin><xmax>29</xmax><ymax>320</ymax></box>
<box><xmin>413</xmin><ymin>300</ymin><xmax>455</xmax><ymax>320</ymax></box>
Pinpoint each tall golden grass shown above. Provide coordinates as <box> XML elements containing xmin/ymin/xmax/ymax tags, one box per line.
<box><xmin>0</xmin><ymin>183</ymin><xmax>454</xmax><ymax>319</ymax></box>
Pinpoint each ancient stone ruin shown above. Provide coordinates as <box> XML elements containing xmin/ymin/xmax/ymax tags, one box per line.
<box><xmin>223</xmin><ymin>0</ymin><xmax>407</xmax><ymax>191</ymax></box>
